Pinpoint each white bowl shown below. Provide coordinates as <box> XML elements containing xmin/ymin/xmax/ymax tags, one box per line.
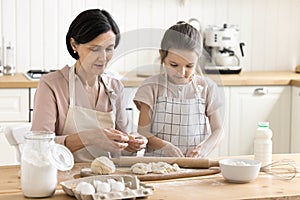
<box><xmin>219</xmin><ymin>158</ymin><xmax>261</xmax><ymax>183</ymax></box>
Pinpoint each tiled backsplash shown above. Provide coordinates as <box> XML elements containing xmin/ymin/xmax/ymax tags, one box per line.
<box><xmin>0</xmin><ymin>0</ymin><xmax>299</xmax><ymax>74</ymax></box>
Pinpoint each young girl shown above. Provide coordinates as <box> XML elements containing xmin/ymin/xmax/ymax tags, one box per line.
<box><xmin>133</xmin><ymin>22</ymin><xmax>224</xmax><ymax>157</ymax></box>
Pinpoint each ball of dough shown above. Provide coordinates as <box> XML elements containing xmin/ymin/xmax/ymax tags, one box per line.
<box><xmin>131</xmin><ymin>163</ymin><xmax>152</xmax><ymax>175</ymax></box>
<box><xmin>128</xmin><ymin>135</ymin><xmax>135</xmax><ymax>141</ymax></box>
<box><xmin>150</xmin><ymin>162</ymin><xmax>181</xmax><ymax>174</ymax></box>
<box><xmin>91</xmin><ymin>156</ymin><xmax>116</xmax><ymax>175</ymax></box>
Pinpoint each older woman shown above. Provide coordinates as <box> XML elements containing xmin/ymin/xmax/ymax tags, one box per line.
<box><xmin>31</xmin><ymin>9</ymin><xmax>147</xmax><ymax>162</ymax></box>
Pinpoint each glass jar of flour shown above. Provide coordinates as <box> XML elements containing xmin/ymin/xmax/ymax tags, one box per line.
<box><xmin>21</xmin><ymin>131</ymin><xmax>74</xmax><ymax>198</ymax></box>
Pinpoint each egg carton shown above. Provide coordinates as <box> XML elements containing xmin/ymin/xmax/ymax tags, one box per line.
<box><xmin>60</xmin><ymin>175</ymin><xmax>154</xmax><ymax>200</ymax></box>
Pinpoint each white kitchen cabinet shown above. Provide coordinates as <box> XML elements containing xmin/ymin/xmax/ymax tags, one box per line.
<box><xmin>123</xmin><ymin>87</ymin><xmax>139</xmax><ymax>133</ymax></box>
<box><xmin>0</xmin><ymin>89</ymin><xmax>29</xmax><ymax>122</ymax></box>
<box><xmin>228</xmin><ymin>86</ymin><xmax>291</xmax><ymax>156</ymax></box>
<box><xmin>291</xmin><ymin>86</ymin><xmax>300</xmax><ymax>153</ymax></box>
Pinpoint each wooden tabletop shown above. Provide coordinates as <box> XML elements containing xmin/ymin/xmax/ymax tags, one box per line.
<box><xmin>1</xmin><ymin>71</ymin><xmax>300</xmax><ymax>88</ymax></box>
<box><xmin>0</xmin><ymin>154</ymin><xmax>300</xmax><ymax>200</ymax></box>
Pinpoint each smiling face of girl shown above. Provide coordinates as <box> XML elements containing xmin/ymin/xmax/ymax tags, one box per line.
<box><xmin>72</xmin><ymin>30</ymin><xmax>116</xmax><ymax>76</ymax></box>
<box><xmin>161</xmin><ymin>48</ymin><xmax>198</xmax><ymax>84</ymax></box>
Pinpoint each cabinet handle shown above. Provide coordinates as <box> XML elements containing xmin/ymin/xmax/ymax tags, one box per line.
<box><xmin>254</xmin><ymin>88</ymin><xmax>268</xmax><ymax>95</ymax></box>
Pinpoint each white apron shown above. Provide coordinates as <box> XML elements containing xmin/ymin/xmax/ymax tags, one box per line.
<box><xmin>62</xmin><ymin>66</ymin><xmax>117</xmax><ymax>162</ymax></box>
<box><xmin>146</xmin><ymin>73</ymin><xmax>211</xmax><ymax>157</ymax></box>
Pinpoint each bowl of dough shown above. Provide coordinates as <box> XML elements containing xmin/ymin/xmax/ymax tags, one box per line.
<box><xmin>219</xmin><ymin>158</ymin><xmax>261</xmax><ymax>183</ymax></box>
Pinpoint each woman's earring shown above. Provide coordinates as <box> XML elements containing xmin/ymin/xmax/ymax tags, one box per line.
<box><xmin>73</xmin><ymin>50</ymin><xmax>77</xmax><ymax>54</ymax></box>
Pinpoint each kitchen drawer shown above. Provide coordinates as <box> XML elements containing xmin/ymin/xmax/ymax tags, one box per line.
<box><xmin>0</xmin><ymin>89</ymin><xmax>29</xmax><ymax>122</ymax></box>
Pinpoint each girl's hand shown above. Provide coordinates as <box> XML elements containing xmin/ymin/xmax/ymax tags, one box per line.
<box><xmin>186</xmin><ymin>145</ymin><xmax>204</xmax><ymax>158</ymax></box>
<box><xmin>160</xmin><ymin>141</ymin><xmax>184</xmax><ymax>157</ymax></box>
<box><xmin>186</xmin><ymin>149</ymin><xmax>200</xmax><ymax>158</ymax></box>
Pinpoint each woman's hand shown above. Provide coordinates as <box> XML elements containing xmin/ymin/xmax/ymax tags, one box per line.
<box><xmin>66</xmin><ymin>128</ymin><xmax>129</xmax><ymax>155</ymax></box>
<box><xmin>102</xmin><ymin>128</ymin><xmax>130</xmax><ymax>150</ymax></box>
<box><xmin>125</xmin><ymin>132</ymin><xmax>148</xmax><ymax>152</ymax></box>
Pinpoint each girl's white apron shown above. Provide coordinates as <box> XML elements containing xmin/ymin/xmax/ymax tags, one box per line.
<box><xmin>147</xmin><ymin>72</ymin><xmax>211</xmax><ymax>157</ymax></box>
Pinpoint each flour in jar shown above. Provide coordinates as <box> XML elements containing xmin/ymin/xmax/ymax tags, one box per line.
<box><xmin>21</xmin><ymin>148</ymin><xmax>57</xmax><ymax>198</ymax></box>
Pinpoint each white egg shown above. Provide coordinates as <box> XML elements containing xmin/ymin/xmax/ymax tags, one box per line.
<box><xmin>93</xmin><ymin>180</ymin><xmax>102</xmax><ymax>188</ymax></box>
<box><xmin>96</xmin><ymin>182</ymin><xmax>111</xmax><ymax>193</ymax></box>
<box><xmin>107</xmin><ymin>178</ymin><xmax>116</xmax><ymax>185</ymax></box>
<box><xmin>75</xmin><ymin>181</ymin><xmax>88</xmax><ymax>193</ymax></box>
<box><xmin>77</xmin><ymin>182</ymin><xmax>95</xmax><ymax>195</ymax></box>
<box><xmin>110</xmin><ymin>181</ymin><xmax>125</xmax><ymax>192</ymax></box>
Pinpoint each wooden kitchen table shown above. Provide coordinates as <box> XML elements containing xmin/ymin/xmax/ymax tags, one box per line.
<box><xmin>1</xmin><ymin>154</ymin><xmax>300</xmax><ymax>200</ymax></box>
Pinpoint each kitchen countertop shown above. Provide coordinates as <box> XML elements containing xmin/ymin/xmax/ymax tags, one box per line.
<box><xmin>0</xmin><ymin>73</ymin><xmax>38</xmax><ymax>88</ymax></box>
<box><xmin>0</xmin><ymin>154</ymin><xmax>300</xmax><ymax>200</ymax></box>
<box><xmin>210</xmin><ymin>71</ymin><xmax>300</xmax><ymax>86</ymax></box>
<box><xmin>1</xmin><ymin>71</ymin><xmax>300</xmax><ymax>88</ymax></box>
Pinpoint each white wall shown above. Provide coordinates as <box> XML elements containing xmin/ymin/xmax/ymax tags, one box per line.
<box><xmin>0</xmin><ymin>0</ymin><xmax>299</xmax><ymax>74</ymax></box>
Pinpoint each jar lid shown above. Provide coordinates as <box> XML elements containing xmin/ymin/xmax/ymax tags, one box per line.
<box><xmin>49</xmin><ymin>144</ymin><xmax>74</xmax><ymax>171</ymax></box>
<box><xmin>25</xmin><ymin>131</ymin><xmax>55</xmax><ymax>140</ymax></box>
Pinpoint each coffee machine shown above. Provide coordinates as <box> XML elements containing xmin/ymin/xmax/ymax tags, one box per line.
<box><xmin>203</xmin><ymin>24</ymin><xmax>245</xmax><ymax>74</ymax></box>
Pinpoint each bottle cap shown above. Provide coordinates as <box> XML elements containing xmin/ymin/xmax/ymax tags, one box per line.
<box><xmin>258</xmin><ymin>121</ymin><xmax>269</xmax><ymax>128</ymax></box>
<box><xmin>49</xmin><ymin>144</ymin><xmax>74</xmax><ymax>171</ymax></box>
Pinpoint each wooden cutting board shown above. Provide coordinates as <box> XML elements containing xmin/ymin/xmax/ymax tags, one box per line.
<box><xmin>80</xmin><ymin>167</ymin><xmax>220</xmax><ymax>181</ymax></box>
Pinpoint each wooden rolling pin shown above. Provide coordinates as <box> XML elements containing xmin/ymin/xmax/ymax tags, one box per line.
<box><xmin>110</xmin><ymin>157</ymin><xmax>219</xmax><ymax>169</ymax></box>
